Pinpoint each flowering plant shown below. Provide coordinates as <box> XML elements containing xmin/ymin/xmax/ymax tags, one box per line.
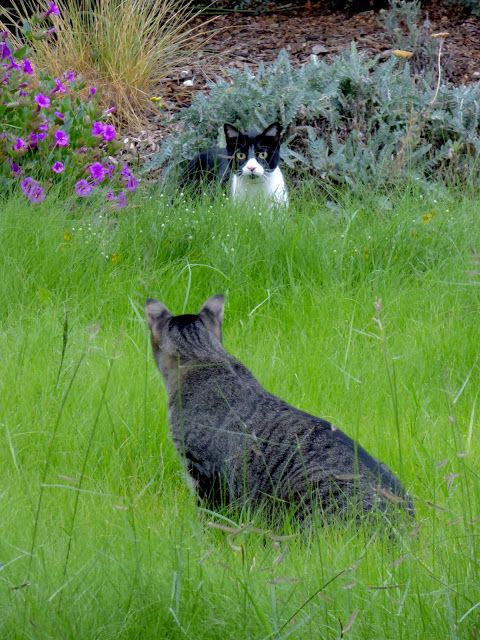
<box><xmin>0</xmin><ymin>4</ymin><xmax>138</xmax><ymax>207</ymax></box>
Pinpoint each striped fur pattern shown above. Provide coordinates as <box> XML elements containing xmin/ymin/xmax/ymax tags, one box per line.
<box><xmin>146</xmin><ymin>295</ymin><xmax>414</xmax><ymax>522</ymax></box>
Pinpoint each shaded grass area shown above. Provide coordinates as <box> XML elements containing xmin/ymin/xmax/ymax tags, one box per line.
<box><xmin>0</xmin><ymin>186</ymin><xmax>479</xmax><ymax>638</ymax></box>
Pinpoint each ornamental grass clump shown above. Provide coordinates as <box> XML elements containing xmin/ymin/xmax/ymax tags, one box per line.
<box><xmin>2</xmin><ymin>0</ymin><xmax>214</xmax><ymax>128</ymax></box>
<box><xmin>0</xmin><ymin>8</ymin><xmax>138</xmax><ymax>208</ymax></box>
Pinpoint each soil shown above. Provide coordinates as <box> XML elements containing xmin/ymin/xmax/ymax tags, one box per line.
<box><xmin>190</xmin><ymin>0</ymin><xmax>480</xmax><ymax>82</ymax></box>
<box><xmin>122</xmin><ymin>0</ymin><xmax>480</xmax><ymax>169</ymax></box>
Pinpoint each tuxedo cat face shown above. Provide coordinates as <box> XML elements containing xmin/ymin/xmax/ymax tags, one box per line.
<box><xmin>224</xmin><ymin>122</ymin><xmax>282</xmax><ymax>180</ymax></box>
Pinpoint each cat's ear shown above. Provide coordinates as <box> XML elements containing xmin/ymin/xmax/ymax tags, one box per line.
<box><xmin>145</xmin><ymin>298</ymin><xmax>172</xmax><ymax>344</ymax></box>
<box><xmin>224</xmin><ymin>124</ymin><xmax>240</xmax><ymax>144</ymax></box>
<box><xmin>261</xmin><ymin>122</ymin><xmax>282</xmax><ymax>144</ymax></box>
<box><xmin>199</xmin><ymin>294</ymin><xmax>225</xmax><ymax>340</ymax></box>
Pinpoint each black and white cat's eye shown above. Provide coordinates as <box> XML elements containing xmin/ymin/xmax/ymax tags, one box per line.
<box><xmin>258</xmin><ymin>151</ymin><xmax>268</xmax><ymax>160</ymax></box>
<box><xmin>236</xmin><ymin>152</ymin><xmax>246</xmax><ymax>160</ymax></box>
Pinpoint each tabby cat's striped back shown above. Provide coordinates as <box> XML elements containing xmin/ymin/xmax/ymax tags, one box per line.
<box><xmin>146</xmin><ymin>295</ymin><xmax>413</xmax><ymax>522</ymax></box>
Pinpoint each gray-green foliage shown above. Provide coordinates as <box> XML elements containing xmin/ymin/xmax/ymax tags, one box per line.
<box><xmin>146</xmin><ymin>44</ymin><xmax>480</xmax><ymax>189</ymax></box>
<box><xmin>378</xmin><ymin>0</ymin><xmax>444</xmax><ymax>77</ymax></box>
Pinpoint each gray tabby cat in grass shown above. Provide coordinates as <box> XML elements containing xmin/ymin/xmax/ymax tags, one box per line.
<box><xmin>146</xmin><ymin>295</ymin><xmax>414</xmax><ymax>522</ymax></box>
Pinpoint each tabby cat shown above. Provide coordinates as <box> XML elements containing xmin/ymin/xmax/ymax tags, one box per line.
<box><xmin>145</xmin><ymin>295</ymin><xmax>413</xmax><ymax>522</ymax></box>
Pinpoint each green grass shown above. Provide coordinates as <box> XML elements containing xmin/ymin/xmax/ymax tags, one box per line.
<box><xmin>0</xmin><ymin>185</ymin><xmax>479</xmax><ymax>639</ymax></box>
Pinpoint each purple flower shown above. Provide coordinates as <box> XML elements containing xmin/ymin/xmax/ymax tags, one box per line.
<box><xmin>0</xmin><ymin>41</ymin><xmax>11</xmax><ymax>60</ymax></box>
<box><xmin>103</xmin><ymin>107</ymin><xmax>115</xmax><ymax>115</ymax></box>
<box><xmin>52</xmin><ymin>161</ymin><xmax>65</xmax><ymax>173</ymax></box>
<box><xmin>75</xmin><ymin>179</ymin><xmax>93</xmax><ymax>197</ymax></box>
<box><xmin>21</xmin><ymin>177</ymin><xmax>46</xmax><ymax>204</ymax></box>
<box><xmin>31</xmin><ymin>188</ymin><xmax>46</xmax><ymax>204</ymax></box>
<box><xmin>38</xmin><ymin>121</ymin><xmax>49</xmax><ymax>132</ymax></box>
<box><xmin>65</xmin><ymin>69</ymin><xmax>75</xmax><ymax>82</ymax></box>
<box><xmin>105</xmin><ymin>164</ymin><xmax>115</xmax><ymax>180</ymax></box>
<box><xmin>23</xmin><ymin>59</ymin><xmax>34</xmax><ymax>74</ymax></box>
<box><xmin>54</xmin><ymin>111</ymin><xmax>65</xmax><ymax>121</ymax></box>
<box><xmin>88</xmin><ymin>162</ymin><xmax>106</xmax><ymax>183</ymax></box>
<box><xmin>18</xmin><ymin>90</ymin><xmax>28</xmax><ymax>97</ymax></box>
<box><xmin>20</xmin><ymin>177</ymin><xmax>33</xmax><ymax>191</ymax></box>
<box><xmin>55</xmin><ymin>130</ymin><xmax>69</xmax><ymax>147</ymax></box>
<box><xmin>46</xmin><ymin>2</ymin><xmax>60</xmax><ymax>16</ymax></box>
<box><xmin>103</xmin><ymin>124</ymin><xmax>115</xmax><ymax>142</ymax></box>
<box><xmin>53</xmin><ymin>78</ymin><xmax>66</xmax><ymax>94</ymax></box>
<box><xmin>125</xmin><ymin>174</ymin><xmax>139</xmax><ymax>193</ymax></box>
<box><xmin>35</xmin><ymin>93</ymin><xmax>50</xmax><ymax>109</ymax></box>
<box><xmin>89</xmin><ymin>86</ymin><xmax>97</xmax><ymax>96</ymax></box>
<box><xmin>10</xmin><ymin>162</ymin><xmax>22</xmax><ymax>177</ymax></box>
<box><xmin>106</xmin><ymin>190</ymin><xmax>127</xmax><ymax>208</ymax></box>
<box><xmin>114</xmin><ymin>191</ymin><xmax>128</xmax><ymax>208</ymax></box>
<box><xmin>91</xmin><ymin>121</ymin><xmax>104</xmax><ymax>137</ymax></box>
<box><xmin>30</xmin><ymin>132</ymin><xmax>46</xmax><ymax>144</ymax></box>
<box><xmin>120</xmin><ymin>164</ymin><xmax>130</xmax><ymax>178</ymax></box>
<box><xmin>5</xmin><ymin>58</ymin><xmax>20</xmax><ymax>71</ymax></box>
<box><xmin>14</xmin><ymin>137</ymin><xmax>28</xmax><ymax>151</ymax></box>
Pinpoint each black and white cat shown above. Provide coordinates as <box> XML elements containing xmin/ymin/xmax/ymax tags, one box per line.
<box><xmin>186</xmin><ymin>122</ymin><xmax>288</xmax><ymax>207</ymax></box>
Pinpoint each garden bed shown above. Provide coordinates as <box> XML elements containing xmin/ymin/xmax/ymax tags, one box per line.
<box><xmin>120</xmin><ymin>0</ymin><xmax>480</xmax><ymax>166</ymax></box>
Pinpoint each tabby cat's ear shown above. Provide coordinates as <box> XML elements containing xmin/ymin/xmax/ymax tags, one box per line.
<box><xmin>199</xmin><ymin>294</ymin><xmax>225</xmax><ymax>340</ymax></box>
<box><xmin>224</xmin><ymin>124</ymin><xmax>240</xmax><ymax>143</ymax></box>
<box><xmin>261</xmin><ymin>122</ymin><xmax>282</xmax><ymax>143</ymax></box>
<box><xmin>145</xmin><ymin>299</ymin><xmax>172</xmax><ymax>343</ymax></box>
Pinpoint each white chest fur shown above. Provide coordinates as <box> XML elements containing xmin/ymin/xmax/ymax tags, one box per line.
<box><xmin>231</xmin><ymin>167</ymin><xmax>288</xmax><ymax>207</ymax></box>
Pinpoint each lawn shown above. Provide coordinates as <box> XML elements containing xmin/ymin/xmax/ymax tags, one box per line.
<box><xmin>0</xmin><ymin>185</ymin><xmax>479</xmax><ymax>639</ymax></box>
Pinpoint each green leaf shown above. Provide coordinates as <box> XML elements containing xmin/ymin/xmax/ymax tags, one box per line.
<box><xmin>13</xmin><ymin>46</ymin><xmax>30</xmax><ymax>61</ymax></box>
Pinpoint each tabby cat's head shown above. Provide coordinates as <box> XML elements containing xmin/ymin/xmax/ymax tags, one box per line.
<box><xmin>145</xmin><ymin>295</ymin><xmax>226</xmax><ymax>380</ymax></box>
<box><xmin>224</xmin><ymin>122</ymin><xmax>282</xmax><ymax>179</ymax></box>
